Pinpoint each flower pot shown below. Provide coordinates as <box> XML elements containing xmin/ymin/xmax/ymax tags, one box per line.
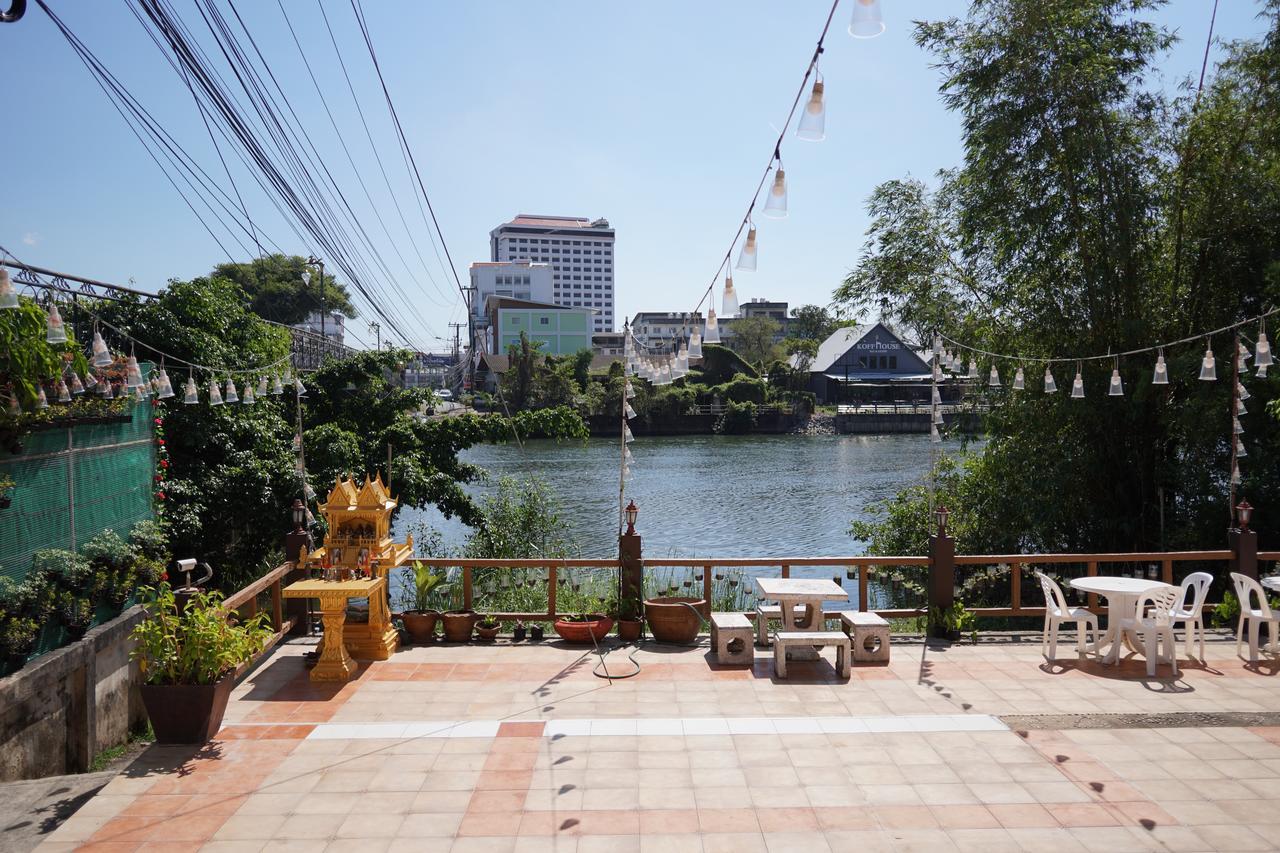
<box><xmin>140</xmin><ymin>671</ymin><xmax>237</xmax><ymax>744</ymax></box>
<box><xmin>401</xmin><ymin>610</ymin><xmax>439</xmax><ymax>643</ymax></box>
<box><xmin>554</xmin><ymin>616</ymin><xmax>614</xmax><ymax>644</ymax></box>
<box><xmin>617</xmin><ymin>619</ymin><xmax>643</xmax><ymax>643</ymax></box>
<box><xmin>644</xmin><ymin>597</ymin><xmax>705</xmax><ymax>645</ymax></box>
<box><xmin>513</xmin><ymin>624</ymin><xmax>527</xmax><ymax>642</ymax></box>
<box><xmin>441</xmin><ymin>609</ymin><xmax>478</xmax><ymax>643</ymax></box>
<box><xmin>476</xmin><ymin>622</ymin><xmax>500</xmax><ymax>641</ymax></box>
<box><xmin>530</xmin><ymin>624</ymin><xmax>545</xmax><ymax>641</ymax></box>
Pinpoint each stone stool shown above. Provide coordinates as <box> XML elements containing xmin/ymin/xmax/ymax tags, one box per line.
<box><xmin>711</xmin><ymin>612</ymin><xmax>754</xmax><ymax>665</ymax></box>
<box><xmin>839</xmin><ymin>611</ymin><xmax>891</xmax><ymax>663</ymax></box>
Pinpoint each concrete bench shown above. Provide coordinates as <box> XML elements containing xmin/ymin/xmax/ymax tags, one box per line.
<box><xmin>773</xmin><ymin>630</ymin><xmax>851</xmax><ymax>679</ymax></box>
<box><xmin>710</xmin><ymin>612</ymin><xmax>754</xmax><ymax>665</ymax></box>
<box><xmin>755</xmin><ymin>605</ymin><xmax>845</xmax><ymax>647</ymax></box>
<box><xmin>838</xmin><ymin>611</ymin><xmax>891</xmax><ymax>663</ymax></box>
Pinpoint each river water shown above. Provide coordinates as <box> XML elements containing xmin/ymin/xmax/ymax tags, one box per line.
<box><xmin>392</xmin><ymin>434</ymin><xmax>970</xmax><ymax>563</ymax></box>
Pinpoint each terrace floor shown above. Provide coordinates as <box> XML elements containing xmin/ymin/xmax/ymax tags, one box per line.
<box><xmin>36</xmin><ymin>634</ymin><xmax>1280</xmax><ymax>852</ymax></box>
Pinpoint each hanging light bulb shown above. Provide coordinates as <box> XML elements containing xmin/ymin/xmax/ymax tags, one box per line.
<box><xmin>157</xmin><ymin>369</ymin><xmax>174</xmax><ymax>399</ymax></box>
<box><xmin>722</xmin><ymin>276</ymin><xmax>739</xmax><ymax>317</ymax></box>
<box><xmin>735</xmin><ymin>224</ymin><xmax>758</xmax><ymax>272</ymax></box>
<box><xmin>688</xmin><ymin>328</ymin><xmax>703</xmax><ymax>359</ymax></box>
<box><xmin>68</xmin><ymin>372</ymin><xmax>85</xmax><ymax>396</ymax></box>
<box><xmin>224</xmin><ymin>378</ymin><xmax>239</xmax><ymax>404</ymax></box>
<box><xmin>46</xmin><ymin>303</ymin><xmax>67</xmax><ymax>344</ymax></box>
<box><xmin>208</xmin><ymin>378</ymin><xmax>223</xmax><ymax>405</ymax></box>
<box><xmin>83</xmin><ymin>371</ymin><xmax>97</xmax><ymax>392</ymax></box>
<box><xmin>1238</xmin><ymin>382</ymin><xmax>1251</xmax><ymax>401</ymax></box>
<box><xmin>1071</xmin><ymin>365</ymin><xmax>1084</xmax><ymax>399</ymax></box>
<box><xmin>796</xmin><ymin>77</ymin><xmax>826</xmax><ymax>141</ymax></box>
<box><xmin>1256</xmin><ymin>331</ymin><xmax>1273</xmax><ymax>367</ymax></box>
<box><xmin>762</xmin><ymin>166</ymin><xmax>788</xmax><ymax>218</ymax></box>
<box><xmin>1234</xmin><ymin>417</ymin><xmax>1245</xmax><ymax>435</ymax></box>
<box><xmin>1199</xmin><ymin>345</ymin><xmax>1216</xmax><ymax>381</ymax></box>
<box><xmin>243</xmin><ymin>383</ymin><xmax>256</xmax><ymax>405</ymax></box>
<box><xmin>967</xmin><ymin>359</ymin><xmax>978</xmax><ymax>379</ymax></box>
<box><xmin>1109</xmin><ymin>367</ymin><xmax>1124</xmax><ymax>397</ymax></box>
<box><xmin>272</xmin><ymin>375</ymin><xmax>284</xmax><ymax>395</ymax></box>
<box><xmin>91</xmin><ymin>331</ymin><xmax>111</xmax><ymax>367</ymax></box>
<box><xmin>704</xmin><ymin>308</ymin><xmax>721</xmax><ymax>344</ymax></box>
<box><xmin>125</xmin><ymin>354</ymin><xmax>142</xmax><ymax>388</ymax></box>
<box><xmin>134</xmin><ymin>385</ymin><xmax>147</xmax><ymax>403</ymax></box>
<box><xmin>35</xmin><ymin>385</ymin><xmax>48</xmax><ymax>410</ymax></box>
<box><xmin>849</xmin><ymin>0</ymin><xmax>885</xmax><ymax>39</ymax></box>
<box><xmin>1012</xmin><ymin>367</ymin><xmax>1025</xmax><ymax>390</ymax></box>
<box><xmin>183</xmin><ymin>375</ymin><xmax>198</xmax><ymax>404</ymax></box>
<box><xmin>0</xmin><ymin>268</ymin><xmax>17</xmax><ymax>309</ymax></box>
<box><xmin>988</xmin><ymin>365</ymin><xmax>1001</xmax><ymax>387</ymax></box>
<box><xmin>1044</xmin><ymin>366</ymin><xmax>1058</xmax><ymax>393</ymax></box>
<box><xmin>55</xmin><ymin>379</ymin><xmax>70</xmax><ymax>403</ymax></box>
<box><xmin>1237</xmin><ymin>438</ymin><xmax>1248</xmax><ymax>458</ymax></box>
<box><xmin>1152</xmin><ymin>351</ymin><xmax>1168</xmax><ymax>385</ymax></box>
<box><xmin>257</xmin><ymin>376</ymin><xmax>268</xmax><ymax>397</ymax></box>
<box><xmin>295</xmin><ymin>377</ymin><xmax>307</xmax><ymax>397</ymax></box>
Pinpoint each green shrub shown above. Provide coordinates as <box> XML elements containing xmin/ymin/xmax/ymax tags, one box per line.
<box><xmin>33</xmin><ymin>549</ymin><xmax>93</xmax><ymax>592</ymax></box>
<box><xmin>710</xmin><ymin>374</ymin><xmax>767</xmax><ymax>404</ymax></box>
<box><xmin>715</xmin><ymin>400</ymin><xmax>757</xmax><ymax>434</ymax></box>
<box><xmin>129</xmin><ymin>520</ymin><xmax>170</xmax><ymax>563</ymax></box>
<box><xmin>130</xmin><ymin>584</ymin><xmax>273</xmax><ymax>685</ymax></box>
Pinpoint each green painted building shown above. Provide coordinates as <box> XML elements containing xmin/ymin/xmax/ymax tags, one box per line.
<box><xmin>484</xmin><ymin>296</ymin><xmax>593</xmax><ymax>355</ymax></box>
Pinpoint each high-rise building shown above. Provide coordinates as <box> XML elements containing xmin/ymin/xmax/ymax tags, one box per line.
<box><xmin>490</xmin><ymin>214</ymin><xmax>615</xmax><ymax>333</ymax></box>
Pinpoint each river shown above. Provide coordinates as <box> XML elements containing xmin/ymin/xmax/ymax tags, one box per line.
<box><xmin>391</xmin><ymin>433</ymin><xmax>972</xmax><ymax>562</ymax></box>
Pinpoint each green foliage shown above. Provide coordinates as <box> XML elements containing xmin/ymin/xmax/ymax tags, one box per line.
<box><xmin>401</xmin><ymin>560</ymin><xmax>448</xmax><ymax>612</ymax></box>
<box><xmin>212</xmin><ymin>254</ymin><xmax>357</xmax><ymax>324</ymax></box>
<box><xmin>714</xmin><ymin>400</ymin><xmax>757</xmax><ymax>435</ymax></box>
<box><xmin>0</xmin><ymin>296</ymin><xmax>88</xmax><ymax>409</ymax></box>
<box><xmin>725</xmin><ymin>316</ymin><xmax>782</xmax><ymax>366</ymax></box>
<box><xmin>1212</xmin><ymin>591</ymin><xmax>1240</xmax><ymax>629</ymax></box>
<box><xmin>696</xmin><ymin>344</ymin><xmax>759</xmax><ymax>384</ymax></box>
<box><xmin>787</xmin><ymin>305</ymin><xmax>841</xmax><ymax>343</ymax></box>
<box><xmin>464</xmin><ymin>477</ymin><xmax>576</xmax><ymax>560</ymax></box>
<box><xmin>130</xmin><ymin>584</ymin><xmax>272</xmax><ymax>685</ymax></box>
<box><xmin>711</xmin><ymin>373</ymin><xmax>767</xmax><ymax>404</ymax></box>
<box><xmin>929</xmin><ymin>600</ymin><xmax>977</xmax><ymax>641</ymax></box>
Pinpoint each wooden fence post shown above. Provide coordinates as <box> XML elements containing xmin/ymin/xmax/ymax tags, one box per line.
<box><xmin>928</xmin><ymin>518</ymin><xmax>955</xmax><ymax>637</ymax></box>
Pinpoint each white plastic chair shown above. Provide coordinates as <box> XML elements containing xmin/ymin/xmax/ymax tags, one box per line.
<box><xmin>1131</xmin><ymin>586</ymin><xmax>1181</xmax><ymax>677</ymax></box>
<box><xmin>1169</xmin><ymin>572</ymin><xmax>1212</xmax><ymax>660</ymax></box>
<box><xmin>1035</xmin><ymin>571</ymin><xmax>1098</xmax><ymax>660</ymax></box>
<box><xmin>1230</xmin><ymin>572</ymin><xmax>1280</xmax><ymax>663</ymax></box>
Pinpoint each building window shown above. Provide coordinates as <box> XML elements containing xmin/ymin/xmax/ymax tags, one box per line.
<box><xmin>539</xmin><ymin>317</ymin><xmax>549</xmax><ymax>326</ymax></box>
<box><xmin>889</xmin><ymin>356</ymin><xmax>897</xmax><ymax>369</ymax></box>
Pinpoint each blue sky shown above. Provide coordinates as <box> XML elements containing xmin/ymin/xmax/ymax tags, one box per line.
<box><xmin>0</xmin><ymin>1</ymin><xmax>1269</xmax><ymax>351</ymax></box>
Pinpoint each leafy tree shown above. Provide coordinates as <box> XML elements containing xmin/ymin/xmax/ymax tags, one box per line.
<box><xmin>788</xmin><ymin>304</ymin><xmax>840</xmax><ymax>343</ymax></box>
<box><xmin>725</xmin><ymin>316</ymin><xmax>781</xmax><ymax>366</ymax></box>
<box><xmin>212</xmin><ymin>254</ymin><xmax>357</xmax><ymax>325</ymax></box>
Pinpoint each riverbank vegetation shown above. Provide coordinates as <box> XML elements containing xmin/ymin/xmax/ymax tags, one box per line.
<box><xmin>845</xmin><ymin>0</ymin><xmax>1280</xmax><ymax>558</ymax></box>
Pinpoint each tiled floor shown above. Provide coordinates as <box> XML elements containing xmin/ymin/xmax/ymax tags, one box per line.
<box><xmin>36</xmin><ymin>636</ymin><xmax>1280</xmax><ymax>852</ymax></box>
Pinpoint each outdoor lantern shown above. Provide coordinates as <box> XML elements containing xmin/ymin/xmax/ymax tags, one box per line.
<box><xmin>46</xmin><ymin>303</ymin><xmax>66</xmax><ymax>344</ymax></box>
<box><xmin>932</xmin><ymin>405</ymin><xmax>943</xmax><ymax>425</ymax></box>
<box><xmin>1153</xmin><ymin>353</ymin><xmax>1168</xmax><ymax>385</ymax></box>
<box><xmin>301</xmin><ymin>269</ymin><xmax>312</xmax><ymax>286</ymax></box>
<box><xmin>1238</xmin><ymin>341</ymin><xmax>1252</xmax><ymax>370</ymax></box>
<box><xmin>704</xmin><ymin>307</ymin><xmax>721</xmax><ymax>343</ymax></box>
<box><xmin>125</xmin><ymin>355</ymin><xmax>142</xmax><ymax>388</ymax></box>
<box><xmin>624</xmin><ymin>500</ymin><xmax>639</xmax><ymax>536</ymax></box>
<box><xmin>763</xmin><ymin>167</ymin><xmax>788</xmax><ymax>218</ymax></box>
<box><xmin>1236</xmin><ymin>499</ymin><xmax>1254</xmax><ymax>531</ymax></box>
<box><xmin>272</xmin><ymin>375</ymin><xmax>284</xmax><ymax>395</ymax></box>
<box><xmin>722</xmin><ymin>275</ymin><xmax>739</xmax><ymax>317</ymax></box>
<box><xmin>988</xmin><ymin>365</ymin><xmax>1001</xmax><ymax>387</ymax></box>
<box><xmin>35</xmin><ymin>386</ymin><xmax>48</xmax><ymax>410</ymax></box>
<box><xmin>688</xmin><ymin>328</ymin><xmax>703</xmax><ymax>359</ymax></box>
<box><xmin>243</xmin><ymin>383</ymin><xmax>256</xmax><ymax>405</ymax></box>
<box><xmin>624</xmin><ymin>380</ymin><xmax>635</xmax><ymax>401</ymax></box>
<box><xmin>208</xmin><ymin>378</ymin><xmax>223</xmax><ymax>406</ymax></box>
<box><xmin>931</xmin><ymin>386</ymin><xmax>941</xmax><ymax>405</ymax></box>
<box><xmin>1259</xmin><ymin>363</ymin><xmax>1270</xmax><ymax>378</ymax></box>
<box><xmin>83</xmin><ymin>371</ymin><xmax>97</xmax><ymax>391</ymax></box>
<box><xmin>100</xmin><ymin>381</ymin><xmax>114</xmax><ymax>400</ymax></box>
<box><xmin>1239</xmin><ymin>382</ymin><xmax>1251</xmax><ymax>401</ymax></box>
<box><xmin>1013</xmin><ymin>367</ymin><xmax>1025</xmax><ymax>390</ymax></box>
<box><xmin>935</xmin><ymin>505</ymin><xmax>950</xmax><ymax>536</ymax></box>
<box><xmin>295</xmin><ymin>377</ymin><xmax>307</xmax><ymax>396</ymax></box>
<box><xmin>68</xmin><ymin>372</ymin><xmax>84</xmax><ymax>395</ymax></box>
<box><xmin>0</xmin><ymin>268</ymin><xmax>17</xmax><ymax>309</ymax></box>
<box><xmin>625</xmin><ymin>402</ymin><xmax>636</xmax><ymax>419</ymax></box>
<box><xmin>291</xmin><ymin>498</ymin><xmax>306</xmax><ymax>533</ymax></box>
<box><xmin>1232</xmin><ymin>464</ymin><xmax>1242</xmax><ymax>486</ymax></box>
<box><xmin>849</xmin><ymin>0</ymin><xmax>885</xmax><ymax>38</ymax></box>
<box><xmin>257</xmin><ymin>376</ymin><xmax>268</xmax><ymax>397</ymax></box>
<box><xmin>967</xmin><ymin>359</ymin><xmax>978</xmax><ymax>379</ymax></box>
<box><xmin>736</xmin><ymin>224</ymin><xmax>758</xmax><ymax>271</ymax></box>
<box><xmin>183</xmin><ymin>376</ymin><xmax>198</xmax><ymax>404</ymax></box>
<box><xmin>796</xmin><ymin>78</ymin><xmax>826</xmax><ymax>141</ymax></box>
<box><xmin>157</xmin><ymin>370</ymin><xmax>174</xmax><ymax>399</ymax></box>
<box><xmin>224</xmin><ymin>378</ymin><xmax>239</xmax><ymax>403</ymax></box>
<box><xmin>1235</xmin><ymin>417</ymin><xmax>1245</xmax><ymax>435</ymax></box>
<box><xmin>1257</xmin><ymin>332</ymin><xmax>1273</xmax><ymax>367</ymax></box>
<box><xmin>930</xmin><ymin>424</ymin><xmax>941</xmax><ymax>443</ymax></box>
<box><xmin>1109</xmin><ymin>368</ymin><xmax>1124</xmax><ymax>396</ymax></box>
<box><xmin>1238</xmin><ymin>398</ymin><xmax>1248</xmax><ymax>416</ymax></box>
<box><xmin>1237</xmin><ymin>438</ymin><xmax>1248</xmax><ymax>458</ymax></box>
<box><xmin>55</xmin><ymin>379</ymin><xmax>70</xmax><ymax>403</ymax></box>
<box><xmin>1071</xmin><ymin>367</ymin><xmax>1084</xmax><ymax>398</ymax></box>
<box><xmin>1199</xmin><ymin>346</ymin><xmax>1216</xmax><ymax>380</ymax></box>
<box><xmin>1044</xmin><ymin>367</ymin><xmax>1057</xmax><ymax>393</ymax></box>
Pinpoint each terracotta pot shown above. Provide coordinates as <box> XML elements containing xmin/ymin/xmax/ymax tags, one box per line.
<box><xmin>441</xmin><ymin>609</ymin><xmax>478</xmax><ymax>643</ymax></box>
<box><xmin>476</xmin><ymin>622</ymin><xmax>501</xmax><ymax>641</ymax></box>
<box><xmin>401</xmin><ymin>610</ymin><xmax>438</xmax><ymax>643</ymax></box>
<box><xmin>553</xmin><ymin>616</ymin><xmax>614</xmax><ymax>644</ymax></box>
<box><xmin>140</xmin><ymin>671</ymin><xmax>236</xmax><ymax>744</ymax></box>
<box><xmin>644</xmin><ymin>597</ymin><xmax>705</xmax><ymax>645</ymax></box>
<box><xmin>617</xmin><ymin>619</ymin><xmax>643</xmax><ymax>643</ymax></box>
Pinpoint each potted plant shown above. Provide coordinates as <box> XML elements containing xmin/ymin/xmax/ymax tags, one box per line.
<box><xmin>616</xmin><ymin>595</ymin><xmax>643</xmax><ymax>643</ymax></box>
<box><xmin>399</xmin><ymin>561</ymin><xmax>447</xmax><ymax>643</ymax></box>
<box><xmin>929</xmin><ymin>600</ymin><xmax>977</xmax><ymax>643</ymax></box>
<box><xmin>553</xmin><ymin>611</ymin><xmax>615</xmax><ymax>644</ymax></box>
<box><xmin>476</xmin><ymin>617</ymin><xmax>500</xmax><ymax>641</ymax></box>
<box><xmin>130</xmin><ymin>584</ymin><xmax>272</xmax><ymax>744</ymax></box>
<box><xmin>530</xmin><ymin>622</ymin><xmax>545</xmax><ymax>641</ymax></box>
<box><xmin>441</xmin><ymin>608</ymin><xmax>478</xmax><ymax>643</ymax></box>
<box><xmin>512</xmin><ymin>620</ymin><xmax>527</xmax><ymax>642</ymax></box>
<box><xmin>58</xmin><ymin>591</ymin><xmax>94</xmax><ymax>639</ymax></box>
<box><xmin>0</xmin><ymin>474</ymin><xmax>13</xmax><ymax>510</ymax></box>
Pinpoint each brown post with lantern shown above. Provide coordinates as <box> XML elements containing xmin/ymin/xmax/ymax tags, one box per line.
<box><xmin>283</xmin><ymin>499</ymin><xmax>314</xmax><ymax>636</ymax></box>
<box><xmin>1229</xmin><ymin>499</ymin><xmax>1258</xmax><ymax>581</ymax></box>
<box><xmin>619</xmin><ymin>500</ymin><xmax>643</xmax><ymax>618</ymax></box>
<box><xmin>928</xmin><ymin>506</ymin><xmax>955</xmax><ymax>638</ymax></box>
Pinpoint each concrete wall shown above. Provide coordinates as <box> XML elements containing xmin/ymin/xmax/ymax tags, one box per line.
<box><xmin>836</xmin><ymin>413</ymin><xmax>983</xmax><ymax>434</ymax></box>
<box><xmin>0</xmin><ymin>606</ymin><xmax>147</xmax><ymax>781</ymax></box>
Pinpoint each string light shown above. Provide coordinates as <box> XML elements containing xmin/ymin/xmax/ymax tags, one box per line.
<box><xmin>0</xmin><ymin>268</ymin><xmax>17</xmax><ymax>309</ymax></box>
<box><xmin>1153</xmin><ymin>350</ymin><xmax>1168</xmax><ymax>385</ymax></box>
<box><xmin>988</xmin><ymin>365</ymin><xmax>1001</xmax><ymax>387</ymax></box>
<box><xmin>55</xmin><ymin>379</ymin><xmax>70</xmax><ymax>403</ymax></box>
<box><xmin>722</xmin><ymin>275</ymin><xmax>739</xmax><ymax>317</ymax></box>
<box><xmin>849</xmin><ymin>0</ymin><xmax>886</xmax><ymax>39</ymax></box>
<box><xmin>1199</xmin><ymin>345</ymin><xmax>1216</xmax><ymax>381</ymax></box>
<box><xmin>35</xmin><ymin>386</ymin><xmax>48</xmax><ymax>410</ymax></box>
<box><xmin>1071</xmin><ymin>364</ymin><xmax>1084</xmax><ymax>399</ymax></box>
<box><xmin>735</xmin><ymin>224</ymin><xmax>757</xmax><ymax>272</ymax></box>
<box><xmin>224</xmin><ymin>378</ymin><xmax>239</xmax><ymax>404</ymax></box>
<box><xmin>1044</xmin><ymin>367</ymin><xmax>1057</xmax><ymax>393</ymax></box>
<box><xmin>763</xmin><ymin>165</ymin><xmax>788</xmax><ymax>218</ymax></box>
<box><xmin>243</xmin><ymin>382</ymin><xmax>256</xmax><ymax>405</ymax></box>
<box><xmin>68</xmin><ymin>372</ymin><xmax>85</xmax><ymax>395</ymax></box>
<box><xmin>1256</xmin><ymin>328</ymin><xmax>1273</xmax><ymax>367</ymax></box>
<box><xmin>1109</xmin><ymin>365</ymin><xmax>1124</xmax><ymax>397</ymax></box>
<box><xmin>1013</xmin><ymin>367</ymin><xmax>1025</xmax><ymax>390</ymax></box>
<box><xmin>796</xmin><ymin>76</ymin><xmax>826</xmax><ymax>141</ymax></box>
<box><xmin>208</xmin><ymin>378</ymin><xmax>223</xmax><ymax>406</ymax></box>
<box><xmin>45</xmin><ymin>303</ymin><xmax>67</xmax><ymax>344</ymax></box>
<box><xmin>704</xmin><ymin>307</ymin><xmax>721</xmax><ymax>343</ymax></box>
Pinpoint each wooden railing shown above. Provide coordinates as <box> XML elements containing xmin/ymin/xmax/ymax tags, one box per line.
<box><xmin>222</xmin><ymin>561</ymin><xmax>299</xmax><ymax>674</ymax></box>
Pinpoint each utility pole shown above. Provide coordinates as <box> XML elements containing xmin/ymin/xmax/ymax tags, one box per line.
<box><xmin>464</xmin><ymin>285</ymin><xmax>477</xmax><ymax>394</ymax></box>
<box><xmin>304</xmin><ymin>256</ymin><xmax>325</xmax><ymax>340</ymax></box>
<box><xmin>448</xmin><ymin>322</ymin><xmax>465</xmax><ymax>363</ymax></box>
<box><xmin>368</xmin><ymin>321</ymin><xmax>381</xmax><ymax>351</ymax></box>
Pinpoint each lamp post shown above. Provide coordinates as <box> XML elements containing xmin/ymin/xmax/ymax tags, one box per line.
<box><xmin>1236</xmin><ymin>499</ymin><xmax>1254</xmax><ymax>532</ymax></box>
<box><xmin>303</xmin><ymin>256</ymin><xmax>325</xmax><ymax>341</ymax></box>
<box><xmin>928</xmin><ymin>504</ymin><xmax>955</xmax><ymax>634</ymax></box>
<box><xmin>624</xmin><ymin>500</ymin><xmax>639</xmax><ymax>536</ymax></box>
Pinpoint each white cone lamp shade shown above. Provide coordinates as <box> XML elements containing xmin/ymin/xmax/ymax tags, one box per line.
<box><xmin>704</xmin><ymin>308</ymin><xmax>721</xmax><ymax>343</ymax></box>
<box><xmin>183</xmin><ymin>377</ymin><xmax>198</xmax><ymax>404</ymax></box>
<box><xmin>624</xmin><ymin>381</ymin><xmax>635</xmax><ymax>401</ymax></box>
<box><xmin>0</xmin><ymin>269</ymin><xmax>17</xmax><ymax>309</ymax></box>
<box><xmin>56</xmin><ymin>379</ymin><xmax>70</xmax><ymax>403</ymax></box>
<box><xmin>1199</xmin><ymin>347</ymin><xmax>1216</xmax><ymax>380</ymax></box>
<box><xmin>1259</xmin><ymin>363</ymin><xmax>1270</xmax><ymax>378</ymax></box>
<box><xmin>68</xmin><ymin>372</ymin><xmax>85</xmax><ymax>395</ymax></box>
<box><xmin>282</xmin><ymin>367</ymin><xmax>292</xmax><ymax>383</ymax></box>
<box><xmin>46</xmin><ymin>304</ymin><xmax>67</xmax><ymax>344</ymax></box>
<box><xmin>1256</xmin><ymin>332</ymin><xmax>1273</xmax><ymax>367</ymax></box>
<box><xmin>1238</xmin><ymin>382</ymin><xmax>1251</xmax><ymax>401</ymax></box>
<box><xmin>1071</xmin><ymin>369</ymin><xmax>1084</xmax><ymax>398</ymax></box>
<box><xmin>91</xmin><ymin>332</ymin><xmax>111</xmax><ymax>367</ymax></box>
<box><xmin>796</xmin><ymin>79</ymin><xmax>826</xmax><ymax>141</ymax></box>
<box><xmin>933</xmin><ymin>363</ymin><xmax>943</xmax><ymax>381</ymax></box>
<box><xmin>722</xmin><ymin>276</ymin><xmax>739</xmax><ymax>317</ymax></box>
<box><xmin>1238</xmin><ymin>398</ymin><xmax>1248</xmax><ymax>416</ymax></box>
<box><xmin>1109</xmin><ymin>368</ymin><xmax>1124</xmax><ymax>396</ymax></box>
<box><xmin>625</xmin><ymin>402</ymin><xmax>637</xmax><ymax>419</ymax></box>
<box><xmin>243</xmin><ymin>384</ymin><xmax>256</xmax><ymax>405</ymax></box>
<box><xmin>849</xmin><ymin>0</ymin><xmax>885</xmax><ymax>38</ymax></box>
<box><xmin>932</xmin><ymin>405</ymin><xmax>943</xmax><ymax>425</ymax></box>
<box><xmin>157</xmin><ymin>370</ymin><xmax>174</xmax><ymax>399</ymax></box>
<box><xmin>688</xmin><ymin>328</ymin><xmax>703</xmax><ymax>359</ymax></box>
<box><xmin>257</xmin><ymin>376</ymin><xmax>268</xmax><ymax>397</ymax></box>
<box><xmin>100</xmin><ymin>381</ymin><xmax>114</xmax><ymax>400</ymax></box>
<box><xmin>295</xmin><ymin>378</ymin><xmax>307</xmax><ymax>397</ymax></box>
<box><xmin>763</xmin><ymin>168</ymin><xmax>788</xmax><ymax>218</ymax></box>
<box><xmin>676</xmin><ymin>344</ymin><xmax>689</xmax><ymax>371</ymax></box>
<box><xmin>224</xmin><ymin>378</ymin><xmax>239</xmax><ymax>403</ymax></box>
<box><xmin>1013</xmin><ymin>367</ymin><xmax>1025</xmax><ymax>390</ymax></box>
<box><xmin>967</xmin><ymin>359</ymin><xmax>978</xmax><ymax>379</ymax></box>
<box><xmin>1044</xmin><ymin>367</ymin><xmax>1057</xmax><ymax>393</ymax></box>
<box><xmin>134</xmin><ymin>386</ymin><xmax>147</xmax><ymax>403</ymax></box>
<box><xmin>1232</xmin><ymin>464</ymin><xmax>1242</xmax><ymax>485</ymax></box>
<box><xmin>1239</xmin><ymin>341</ymin><xmax>1252</xmax><ymax>366</ymax></box>
<box><xmin>83</xmin><ymin>371</ymin><xmax>97</xmax><ymax>391</ymax></box>
<box><xmin>35</xmin><ymin>386</ymin><xmax>48</xmax><ymax>410</ymax></box>
<box><xmin>736</xmin><ymin>225</ymin><xmax>758</xmax><ymax>271</ymax></box>
<box><xmin>208</xmin><ymin>379</ymin><xmax>223</xmax><ymax>406</ymax></box>
<box><xmin>623</xmin><ymin>425</ymin><xmax>634</xmax><ymax>443</ymax></box>
<box><xmin>988</xmin><ymin>365</ymin><xmax>1001</xmax><ymax>387</ymax></box>
<box><xmin>125</xmin><ymin>356</ymin><xmax>142</xmax><ymax>388</ymax></box>
<box><xmin>1152</xmin><ymin>354</ymin><xmax>1168</xmax><ymax>385</ymax></box>
<box><xmin>930</xmin><ymin>424</ymin><xmax>941</xmax><ymax>443</ymax></box>
<box><xmin>1234</xmin><ymin>417</ymin><xmax>1244</xmax><ymax>435</ymax></box>
<box><xmin>272</xmin><ymin>375</ymin><xmax>284</xmax><ymax>395</ymax></box>
<box><xmin>931</xmin><ymin>386</ymin><xmax>941</xmax><ymax>405</ymax></box>
<box><xmin>1237</xmin><ymin>438</ymin><xmax>1248</xmax><ymax>458</ymax></box>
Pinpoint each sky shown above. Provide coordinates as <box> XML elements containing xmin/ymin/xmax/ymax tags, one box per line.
<box><xmin>0</xmin><ymin>1</ymin><xmax>1270</xmax><ymax>352</ymax></box>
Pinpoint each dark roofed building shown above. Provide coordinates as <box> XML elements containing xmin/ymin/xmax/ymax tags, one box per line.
<box><xmin>796</xmin><ymin>322</ymin><xmax>949</xmax><ymax>405</ymax></box>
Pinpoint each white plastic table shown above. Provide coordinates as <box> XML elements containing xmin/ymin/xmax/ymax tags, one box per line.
<box><xmin>755</xmin><ymin>577</ymin><xmax>847</xmax><ymax>661</ymax></box>
<box><xmin>1262</xmin><ymin>576</ymin><xmax>1280</xmax><ymax>594</ymax></box>
<box><xmin>1070</xmin><ymin>576</ymin><xmax>1176</xmax><ymax>665</ymax></box>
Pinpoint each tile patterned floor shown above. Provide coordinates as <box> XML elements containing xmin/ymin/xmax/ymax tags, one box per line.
<box><xmin>35</xmin><ymin>636</ymin><xmax>1280</xmax><ymax>852</ymax></box>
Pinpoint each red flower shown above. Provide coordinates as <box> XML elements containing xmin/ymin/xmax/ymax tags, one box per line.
<box><xmin>156</xmin><ymin>438</ymin><xmax>165</xmax><ymax>446</ymax></box>
<box><xmin>155</xmin><ymin>492</ymin><xmax>166</xmax><ymax>500</ymax></box>
<box><xmin>154</xmin><ymin>475</ymin><xmax>162</xmax><ymax>482</ymax></box>
<box><xmin>160</xmin><ymin>460</ymin><xmax>169</xmax><ymax>468</ymax></box>
<box><xmin>159</xmin><ymin>572</ymin><xmax>168</xmax><ymax>582</ymax></box>
<box><xmin>154</xmin><ymin>418</ymin><xmax>163</xmax><ymax>425</ymax></box>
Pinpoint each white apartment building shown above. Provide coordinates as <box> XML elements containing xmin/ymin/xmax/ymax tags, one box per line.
<box><xmin>468</xmin><ymin>261</ymin><xmax>552</xmax><ymax>327</ymax></box>
<box><xmin>292</xmin><ymin>310</ymin><xmax>346</xmax><ymax>345</ymax></box>
<box><xmin>630</xmin><ymin>311</ymin><xmax>703</xmax><ymax>348</ymax></box>
<box><xmin>490</xmin><ymin>214</ymin><xmax>616</xmax><ymax>333</ymax></box>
